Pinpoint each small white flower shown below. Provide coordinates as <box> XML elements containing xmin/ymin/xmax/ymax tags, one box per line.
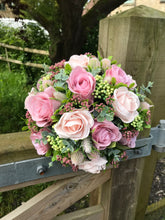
<box><xmin>81</xmin><ymin>137</ymin><xmax>92</xmax><ymax>153</ymax></box>
<box><xmin>71</xmin><ymin>151</ymin><xmax>84</xmax><ymax>166</ymax></box>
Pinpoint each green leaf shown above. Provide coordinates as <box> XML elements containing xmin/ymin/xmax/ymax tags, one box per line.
<box><xmin>108</xmin><ymin>142</ymin><xmax>116</xmax><ymax>148</ymax></box>
<box><xmin>65</xmin><ymin>63</ymin><xmax>72</xmax><ymax>74</ymax></box>
<box><xmin>54</xmin><ymin>81</ymin><xmax>65</xmax><ymax>88</ymax></box>
<box><xmin>129</xmin><ymin>82</ymin><xmax>135</xmax><ymax>89</ymax></box>
<box><xmin>108</xmin><ymin>56</ymin><xmax>113</xmax><ymax>60</ymax></box>
<box><xmin>97</xmin><ymin>116</ymin><xmax>105</xmax><ymax>122</ymax></box>
<box><xmin>35</xmin><ymin>139</ymin><xmax>40</xmax><ymax>144</ymax></box>
<box><xmin>105</xmin><ymin>113</ymin><xmax>114</xmax><ymax>121</ymax></box>
<box><xmin>55</xmin><ymin>69</ymin><xmax>68</xmax><ymax>81</ymax></box>
<box><xmin>100</xmin><ymin>110</ymin><xmax>106</xmax><ymax>117</ymax></box>
<box><xmin>52</xmin><ymin>151</ymin><xmax>58</xmax><ymax>162</ymax></box>
<box><xmin>91</xmin><ymin>68</ymin><xmax>101</xmax><ymax>76</ymax></box>
<box><xmin>141</xmin><ymin>109</ymin><xmax>148</xmax><ymax>114</ymax></box>
<box><xmin>112</xmin><ymin>149</ymin><xmax>121</xmax><ymax>155</ymax></box>
<box><xmin>97</xmin><ymin>51</ymin><xmax>102</xmax><ymax>61</ymax></box>
<box><xmin>93</xmin><ymin>110</ymin><xmax>99</xmax><ymax>118</ymax></box>
<box><xmin>62</xmin><ymin>139</ymin><xmax>75</xmax><ymax>152</ymax></box>
<box><xmin>111</xmin><ymin>77</ymin><xmax>116</xmax><ymax>85</ymax></box>
<box><xmin>116</xmin><ymin>143</ymin><xmax>130</xmax><ymax>150</ymax></box>
<box><xmin>55</xmin><ymin>86</ymin><xmax>66</xmax><ymax>92</ymax></box>
<box><xmin>42</xmin><ymin>138</ymin><xmax>48</xmax><ymax>145</ymax></box>
<box><xmin>42</xmin><ymin>130</ymin><xmax>49</xmax><ymax>137</ymax></box>
<box><xmin>45</xmin><ymin>149</ymin><xmax>52</xmax><ymax>157</ymax></box>
<box><xmin>111</xmin><ymin>60</ymin><xmax>117</xmax><ymax>65</ymax></box>
<box><xmin>115</xmin><ymin>83</ymin><xmax>128</xmax><ymax>89</ymax></box>
<box><xmin>49</xmin><ymin>162</ymin><xmax>53</xmax><ymax>168</ymax></box>
<box><xmin>144</xmin><ymin>124</ymin><xmax>151</xmax><ymax>128</ymax></box>
<box><xmin>22</xmin><ymin>126</ymin><xmax>28</xmax><ymax>131</ymax></box>
<box><xmin>91</xmin><ymin>128</ymin><xmax>96</xmax><ymax>133</ymax></box>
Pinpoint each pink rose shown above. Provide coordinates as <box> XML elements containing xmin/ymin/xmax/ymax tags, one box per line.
<box><xmin>126</xmin><ymin>75</ymin><xmax>137</xmax><ymax>88</ymax></box>
<box><xmin>104</xmin><ymin>65</ymin><xmax>137</xmax><ymax>87</ymax></box>
<box><xmin>25</xmin><ymin>86</ymin><xmax>61</xmax><ymax>127</ymax></box>
<box><xmin>112</xmin><ymin>87</ymin><xmax>140</xmax><ymax>123</ymax></box>
<box><xmin>78</xmin><ymin>152</ymin><xmax>107</xmax><ymax>174</ymax></box>
<box><xmin>67</xmin><ymin>66</ymin><xmax>96</xmax><ymax>99</ymax></box>
<box><xmin>92</xmin><ymin>120</ymin><xmax>122</xmax><ymax>150</ymax></box>
<box><xmin>30</xmin><ymin>129</ymin><xmax>50</xmax><ymax>155</ymax></box>
<box><xmin>54</xmin><ymin>109</ymin><xmax>94</xmax><ymax>140</ymax></box>
<box><xmin>65</xmin><ymin>55</ymin><xmax>89</xmax><ymax>69</ymax></box>
<box><xmin>104</xmin><ymin>65</ymin><xmax>128</xmax><ymax>84</ymax></box>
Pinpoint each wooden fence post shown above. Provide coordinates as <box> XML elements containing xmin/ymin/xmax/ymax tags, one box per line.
<box><xmin>4</xmin><ymin>47</ymin><xmax>11</xmax><ymax>71</ymax></box>
<box><xmin>99</xmin><ymin>5</ymin><xmax>165</xmax><ymax>220</ymax></box>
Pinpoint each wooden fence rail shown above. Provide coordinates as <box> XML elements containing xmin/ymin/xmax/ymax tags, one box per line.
<box><xmin>0</xmin><ymin>42</ymin><xmax>49</xmax><ymax>69</ymax></box>
<box><xmin>0</xmin><ymin>131</ymin><xmax>164</xmax><ymax>219</ymax></box>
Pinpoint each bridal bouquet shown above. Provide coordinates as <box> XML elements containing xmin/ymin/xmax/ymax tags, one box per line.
<box><xmin>24</xmin><ymin>53</ymin><xmax>153</xmax><ymax>173</ymax></box>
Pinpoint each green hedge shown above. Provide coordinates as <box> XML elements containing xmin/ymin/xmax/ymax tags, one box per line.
<box><xmin>0</xmin><ymin>22</ymin><xmax>51</xmax><ymax>83</ymax></box>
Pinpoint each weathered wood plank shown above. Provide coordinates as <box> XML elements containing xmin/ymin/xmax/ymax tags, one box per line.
<box><xmin>89</xmin><ymin>188</ymin><xmax>101</xmax><ymax>206</ymax></box>
<box><xmin>0</xmin><ymin>171</ymin><xmax>85</xmax><ymax>193</ymax></box>
<box><xmin>99</xmin><ymin>5</ymin><xmax>165</xmax><ymax>127</ymax></box>
<box><xmin>135</xmin><ymin>150</ymin><xmax>165</xmax><ymax>220</ymax></box>
<box><xmin>98</xmin><ymin>18</ymin><xmax>109</xmax><ymax>58</ymax></box>
<box><xmin>100</xmin><ymin>178</ymin><xmax>112</xmax><ymax>220</ymax></box>
<box><xmin>0</xmin><ymin>132</ymin><xmax>37</xmax><ymax>164</ymax></box>
<box><xmin>145</xmin><ymin>197</ymin><xmax>165</xmax><ymax>215</ymax></box>
<box><xmin>53</xmin><ymin>205</ymin><xmax>104</xmax><ymax>220</ymax></box>
<box><xmin>108</xmin><ymin>158</ymin><xmax>145</xmax><ymax>220</ymax></box>
<box><xmin>1</xmin><ymin>171</ymin><xmax>111</xmax><ymax>220</ymax></box>
<box><xmin>98</xmin><ymin>6</ymin><xmax>165</xmax><ymax>219</ymax></box>
<box><xmin>0</xmin><ymin>42</ymin><xmax>49</xmax><ymax>55</ymax></box>
<box><xmin>0</xmin><ymin>56</ymin><xmax>45</xmax><ymax>69</ymax></box>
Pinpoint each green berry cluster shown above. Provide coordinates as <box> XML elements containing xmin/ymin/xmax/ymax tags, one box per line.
<box><xmin>93</xmin><ymin>75</ymin><xmax>114</xmax><ymax>100</ymax></box>
<box><xmin>47</xmin><ymin>136</ymin><xmax>70</xmax><ymax>153</ymax></box>
<box><xmin>131</xmin><ymin>115</ymin><xmax>144</xmax><ymax>131</ymax></box>
<box><xmin>43</xmin><ymin>74</ymin><xmax>51</xmax><ymax>80</ymax></box>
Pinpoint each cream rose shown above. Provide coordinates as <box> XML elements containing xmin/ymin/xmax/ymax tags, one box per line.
<box><xmin>53</xmin><ymin>109</ymin><xmax>94</xmax><ymax>140</ymax></box>
<box><xmin>112</xmin><ymin>87</ymin><xmax>140</xmax><ymax>123</ymax></box>
<box><xmin>78</xmin><ymin>152</ymin><xmax>107</xmax><ymax>174</ymax></box>
<box><xmin>101</xmin><ymin>58</ymin><xmax>111</xmax><ymax>70</ymax></box>
<box><xmin>65</xmin><ymin>55</ymin><xmax>89</xmax><ymax>69</ymax></box>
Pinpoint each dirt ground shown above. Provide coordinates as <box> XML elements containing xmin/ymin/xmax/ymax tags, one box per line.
<box><xmin>149</xmin><ymin>158</ymin><xmax>165</xmax><ymax>205</ymax></box>
<box><xmin>144</xmin><ymin>158</ymin><xmax>165</xmax><ymax>220</ymax></box>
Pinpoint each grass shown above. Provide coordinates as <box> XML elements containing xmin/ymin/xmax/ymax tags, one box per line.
<box><xmin>0</xmin><ymin>65</ymin><xmax>32</xmax><ymax>133</ymax></box>
<box><xmin>144</xmin><ymin>206</ymin><xmax>165</xmax><ymax>220</ymax></box>
<box><xmin>0</xmin><ymin>182</ymin><xmax>53</xmax><ymax>218</ymax></box>
<box><xmin>0</xmin><ymin>64</ymin><xmax>52</xmax><ymax>218</ymax></box>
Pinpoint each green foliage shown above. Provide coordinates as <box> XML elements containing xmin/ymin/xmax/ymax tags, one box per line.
<box><xmin>0</xmin><ymin>65</ymin><xmax>54</xmax><ymax>217</ymax></box>
<box><xmin>135</xmin><ymin>81</ymin><xmax>154</xmax><ymax>101</ymax></box>
<box><xmin>0</xmin><ymin>182</ymin><xmax>53</xmax><ymax>218</ymax></box>
<box><xmin>0</xmin><ymin>23</ymin><xmax>51</xmax><ymax>83</ymax></box>
<box><xmin>140</xmin><ymin>81</ymin><xmax>154</xmax><ymax>95</ymax></box>
<box><xmin>82</xmin><ymin>25</ymin><xmax>99</xmax><ymax>56</ymax></box>
<box><xmin>0</xmin><ymin>68</ymin><xmax>31</xmax><ymax>133</ymax></box>
<box><xmin>54</xmin><ymin>69</ymin><xmax>69</xmax><ymax>91</ymax></box>
<box><xmin>97</xmin><ymin>106</ymin><xmax>114</xmax><ymax>122</ymax></box>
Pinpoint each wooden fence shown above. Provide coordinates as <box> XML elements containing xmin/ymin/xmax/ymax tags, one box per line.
<box><xmin>0</xmin><ymin>42</ymin><xmax>49</xmax><ymax>69</ymax></box>
<box><xmin>0</xmin><ymin>132</ymin><xmax>164</xmax><ymax>220</ymax></box>
<box><xmin>0</xmin><ymin>5</ymin><xmax>165</xmax><ymax>220</ymax></box>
